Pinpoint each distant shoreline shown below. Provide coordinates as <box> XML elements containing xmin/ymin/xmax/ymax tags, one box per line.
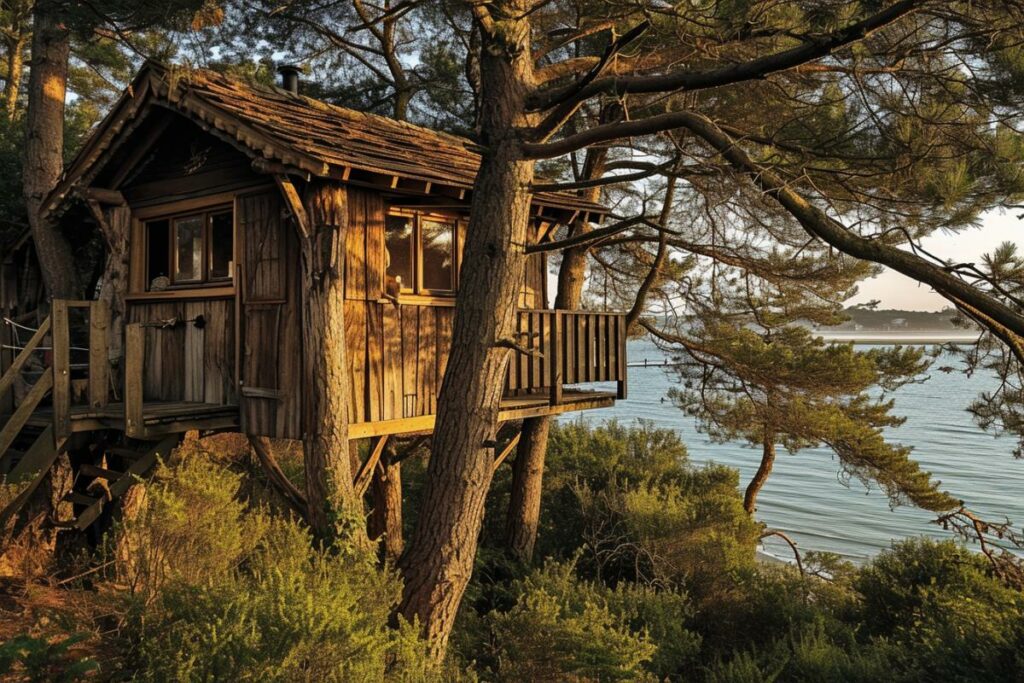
<box><xmin>817</xmin><ymin>334</ymin><xmax>977</xmax><ymax>345</ymax></box>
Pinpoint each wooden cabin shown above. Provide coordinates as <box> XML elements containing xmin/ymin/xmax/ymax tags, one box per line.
<box><xmin>0</xmin><ymin>62</ymin><xmax>628</xmax><ymax>529</ymax></box>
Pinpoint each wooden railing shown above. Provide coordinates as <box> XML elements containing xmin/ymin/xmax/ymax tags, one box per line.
<box><xmin>0</xmin><ymin>299</ymin><xmax>109</xmax><ymax>451</ymax></box>
<box><xmin>505</xmin><ymin>309</ymin><xmax>628</xmax><ymax>405</ymax></box>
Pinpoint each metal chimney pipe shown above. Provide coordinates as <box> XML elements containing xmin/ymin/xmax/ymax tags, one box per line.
<box><xmin>277</xmin><ymin>64</ymin><xmax>300</xmax><ymax>95</ymax></box>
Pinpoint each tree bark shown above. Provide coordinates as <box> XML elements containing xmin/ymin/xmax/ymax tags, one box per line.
<box><xmin>299</xmin><ymin>181</ymin><xmax>357</xmax><ymax>541</ymax></box>
<box><xmin>397</xmin><ymin>1</ymin><xmax>536</xmax><ymax>657</ymax></box>
<box><xmin>3</xmin><ymin>32</ymin><xmax>27</xmax><ymax>120</ymax></box>
<box><xmin>504</xmin><ymin>145</ymin><xmax>608</xmax><ymax>563</ymax></box>
<box><xmin>23</xmin><ymin>2</ymin><xmax>78</xmax><ymax>299</ymax></box>
<box><xmin>744</xmin><ymin>432</ymin><xmax>776</xmax><ymax>515</ymax></box>
<box><xmin>505</xmin><ymin>416</ymin><xmax>549</xmax><ymax>562</ymax></box>
<box><xmin>368</xmin><ymin>440</ymin><xmax>403</xmax><ymax>562</ymax></box>
<box><xmin>90</xmin><ymin>203</ymin><xmax>129</xmax><ymax>386</ymax></box>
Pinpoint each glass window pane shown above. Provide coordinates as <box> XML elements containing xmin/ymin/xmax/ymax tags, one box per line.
<box><xmin>209</xmin><ymin>211</ymin><xmax>233</xmax><ymax>280</ymax></box>
<box><xmin>146</xmin><ymin>219</ymin><xmax>169</xmax><ymax>290</ymax></box>
<box><xmin>174</xmin><ymin>215</ymin><xmax>203</xmax><ymax>283</ymax></box>
<box><xmin>421</xmin><ymin>218</ymin><xmax>454</xmax><ymax>292</ymax></box>
<box><xmin>385</xmin><ymin>215</ymin><xmax>414</xmax><ymax>291</ymax></box>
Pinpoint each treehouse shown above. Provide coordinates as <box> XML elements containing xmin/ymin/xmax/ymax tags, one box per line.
<box><xmin>0</xmin><ymin>61</ymin><xmax>628</xmax><ymax>529</ymax></box>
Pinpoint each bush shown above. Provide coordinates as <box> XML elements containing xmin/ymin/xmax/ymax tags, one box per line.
<box><xmin>473</xmin><ymin>562</ymin><xmax>661</xmax><ymax>681</ymax></box>
<box><xmin>458</xmin><ymin>561</ymin><xmax>702</xmax><ymax>681</ymax></box>
<box><xmin>109</xmin><ymin>453</ymin><xmax>436</xmax><ymax>681</ymax></box>
<box><xmin>854</xmin><ymin>538</ymin><xmax>1024</xmax><ymax>680</ymax></box>
<box><xmin>535</xmin><ymin>421</ymin><xmax>760</xmax><ymax>597</ymax></box>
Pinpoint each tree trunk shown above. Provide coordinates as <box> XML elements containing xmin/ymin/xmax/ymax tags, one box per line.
<box><xmin>397</xmin><ymin>2</ymin><xmax>536</xmax><ymax>657</ymax></box>
<box><xmin>23</xmin><ymin>2</ymin><xmax>77</xmax><ymax>299</ymax></box>
<box><xmin>4</xmin><ymin>32</ymin><xmax>27</xmax><ymax>120</ymax></box>
<box><xmin>504</xmin><ymin>146</ymin><xmax>608</xmax><ymax>563</ymax></box>
<box><xmin>744</xmin><ymin>433</ymin><xmax>776</xmax><ymax>515</ymax></box>
<box><xmin>368</xmin><ymin>440</ymin><xmax>403</xmax><ymax>562</ymax></box>
<box><xmin>92</xmin><ymin>204</ymin><xmax>130</xmax><ymax>387</ymax></box>
<box><xmin>505</xmin><ymin>416</ymin><xmax>549</xmax><ymax>562</ymax></box>
<box><xmin>299</xmin><ymin>181</ymin><xmax>357</xmax><ymax>541</ymax></box>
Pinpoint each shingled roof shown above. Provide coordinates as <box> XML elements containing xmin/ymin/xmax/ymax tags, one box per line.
<box><xmin>46</xmin><ymin>61</ymin><xmax>604</xmax><ymax>219</ymax></box>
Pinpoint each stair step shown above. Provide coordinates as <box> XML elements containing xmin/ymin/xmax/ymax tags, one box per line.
<box><xmin>3</xmin><ymin>448</ymin><xmax>25</xmax><ymax>460</ymax></box>
<box><xmin>79</xmin><ymin>463</ymin><xmax>123</xmax><ymax>481</ymax></box>
<box><xmin>64</xmin><ymin>491</ymin><xmax>101</xmax><ymax>506</ymax></box>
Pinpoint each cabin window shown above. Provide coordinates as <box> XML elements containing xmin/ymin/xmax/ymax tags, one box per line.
<box><xmin>385</xmin><ymin>211</ymin><xmax>459</xmax><ymax>296</ymax></box>
<box><xmin>145</xmin><ymin>206</ymin><xmax>233</xmax><ymax>290</ymax></box>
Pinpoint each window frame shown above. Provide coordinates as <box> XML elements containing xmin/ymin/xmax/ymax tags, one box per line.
<box><xmin>385</xmin><ymin>209</ymin><xmax>463</xmax><ymax>298</ymax></box>
<box><xmin>144</xmin><ymin>203</ymin><xmax>234</xmax><ymax>291</ymax></box>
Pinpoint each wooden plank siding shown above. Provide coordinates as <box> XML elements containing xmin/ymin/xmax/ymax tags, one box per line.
<box><xmin>126</xmin><ymin>298</ymin><xmax>236</xmax><ymax>406</ymax></box>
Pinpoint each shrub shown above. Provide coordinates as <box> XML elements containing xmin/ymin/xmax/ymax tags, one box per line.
<box><xmin>109</xmin><ymin>452</ymin><xmax>436</xmax><ymax>681</ymax></box>
<box><xmin>0</xmin><ymin>633</ymin><xmax>99</xmax><ymax>683</ymax></box>
<box><xmin>463</xmin><ymin>561</ymin><xmax>703</xmax><ymax>682</ymax></box>
<box><xmin>854</xmin><ymin>538</ymin><xmax>1024</xmax><ymax>679</ymax></box>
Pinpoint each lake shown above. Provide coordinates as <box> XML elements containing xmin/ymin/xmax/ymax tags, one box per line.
<box><xmin>561</xmin><ymin>338</ymin><xmax>1024</xmax><ymax>563</ymax></box>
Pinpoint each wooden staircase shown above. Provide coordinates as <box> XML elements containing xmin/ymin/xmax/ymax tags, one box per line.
<box><xmin>61</xmin><ymin>434</ymin><xmax>178</xmax><ymax>530</ymax></box>
<box><xmin>0</xmin><ymin>300</ymin><xmax>174</xmax><ymax>532</ymax></box>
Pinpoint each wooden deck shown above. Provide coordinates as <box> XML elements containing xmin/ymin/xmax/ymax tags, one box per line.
<box><xmin>348</xmin><ymin>389</ymin><xmax>617</xmax><ymax>439</ymax></box>
<box><xmin>13</xmin><ymin>401</ymin><xmax>240</xmax><ymax>437</ymax></box>
<box><xmin>6</xmin><ymin>389</ymin><xmax>613</xmax><ymax>441</ymax></box>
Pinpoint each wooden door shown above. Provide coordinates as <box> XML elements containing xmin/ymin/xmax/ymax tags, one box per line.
<box><xmin>237</xmin><ymin>190</ymin><xmax>302</xmax><ymax>438</ymax></box>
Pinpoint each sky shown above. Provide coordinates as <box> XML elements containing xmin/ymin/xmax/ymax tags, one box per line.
<box><xmin>847</xmin><ymin>210</ymin><xmax>1023</xmax><ymax>312</ymax></box>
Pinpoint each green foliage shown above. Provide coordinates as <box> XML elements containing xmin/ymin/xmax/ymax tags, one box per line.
<box><xmin>669</xmin><ymin>323</ymin><xmax>958</xmax><ymax>512</ymax></box>
<box><xmin>854</xmin><ymin>539</ymin><xmax>1024</xmax><ymax>680</ymax></box>
<box><xmin>109</xmin><ymin>453</ymin><xmax>436</xmax><ymax>682</ymax></box>
<box><xmin>0</xmin><ymin>634</ymin><xmax>99</xmax><ymax>683</ymax></box>
<box><xmin>535</xmin><ymin>421</ymin><xmax>760</xmax><ymax>593</ymax></box>
<box><xmin>470</xmin><ymin>562</ymin><xmax>694</xmax><ymax>682</ymax></box>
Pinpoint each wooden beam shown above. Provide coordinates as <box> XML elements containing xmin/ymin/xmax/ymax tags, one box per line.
<box><xmin>353</xmin><ymin>435</ymin><xmax>389</xmax><ymax>496</ymax></box>
<box><xmin>347</xmin><ymin>392</ymin><xmax>618</xmax><ymax>439</ymax></box>
<box><xmin>0</xmin><ymin>317</ymin><xmax>50</xmax><ymax>400</ymax></box>
<box><xmin>124</xmin><ymin>323</ymin><xmax>145</xmax><ymax>438</ymax></box>
<box><xmin>88</xmin><ymin>301</ymin><xmax>110</xmax><ymax>409</ymax></box>
<box><xmin>51</xmin><ymin>300</ymin><xmax>71</xmax><ymax>447</ymax></box>
<box><xmin>550</xmin><ymin>311</ymin><xmax>563</xmax><ymax>406</ymax></box>
<box><xmin>274</xmin><ymin>175</ymin><xmax>311</xmax><ymax>238</ymax></box>
<box><xmin>80</xmin><ymin>187</ymin><xmax>126</xmax><ymax>205</ymax></box>
<box><xmin>492</xmin><ymin>432</ymin><xmax>521</xmax><ymax>472</ymax></box>
<box><xmin>0</xmin><ymin>368</ymin><xmax>53</xmax><ymax>457</ymax></box>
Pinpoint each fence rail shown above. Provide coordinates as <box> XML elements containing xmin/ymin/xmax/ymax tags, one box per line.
<box><xmin>505</xmin><ymin>309</ymin><xmax>628</xmax><ymax>405</ymax></box>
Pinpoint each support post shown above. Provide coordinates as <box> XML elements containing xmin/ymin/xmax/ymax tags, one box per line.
<box><xmin>88</xmin><ymin>300</ymin><xmax>109</xmax><ymax>409</ymax></box>
<box><xmin>51</xmin><ymin>299</ymin><xmax>70</xmax><ymax>448</ymax></box>
<box><xmin>616</xmin><ymin>314</ymin><xmax>628</xmax><ymax>400</ymax></box>
<box><xmin>124</xmin><ymin>323</ymin><xmax>144</xmax><ymax>438</ymax></box>
<box><xmin>549</xmin><ymin>310</ymin><xmax>562</xmax><ymax>406</ymax></box>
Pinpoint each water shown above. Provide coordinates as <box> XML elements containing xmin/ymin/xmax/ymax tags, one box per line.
<box><xmin>561</xmin><ymin>339</ymin><xmax>1024</xmax><ymax>563</ymax></box>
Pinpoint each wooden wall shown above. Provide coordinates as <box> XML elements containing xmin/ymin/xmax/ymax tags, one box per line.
<box><xmin>126</xmin><ymin>297</ymin><xmax>236</xmax><ymax>405</ymax></box>
<box><xmin>237</xmin><ymin>189</ymin><xmax>302</xmax><ymax>439</ymax></box>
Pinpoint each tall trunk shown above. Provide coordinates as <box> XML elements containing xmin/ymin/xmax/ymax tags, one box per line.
<box><xmin>4</xmin><ymin>32</ymin><xmax>27</xmax><ymax>120</ymax></box>
<box><xmin>505</xmin><ymin>416</ymin><xmax>549</xmax><ymax>562</ymax></box>
<box><xmin>397</xmin><ymin>2</ymin><xmax>535</xmax><ymax>656</ymax></box>
<box><xmin>504</xmin><ymin>145</ymin><xmax>608</xmax><ymax>563</ymax></box>
<box><xmin>300</xmin><ymin>181</ymin><xmax>357</xmax><ymax>541</ymax></box>
<box><xmin>368</xmin><ymin>440</ymin><xmax>403</xmax><ymax>562</ymax></box>
<box><xmin>93</xmin><ymin>204</ymin><xmax>130</xmax><ymax>385</ymax></box>
<box><xmin>744</xmin><ymin>432</ymin><xmax>776</xmax><ymax>515</ymax></box>
<box><xmin>23</xmin><ymin>2</ymin><xmax>77</xmax><ymax>299</ymax></box>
